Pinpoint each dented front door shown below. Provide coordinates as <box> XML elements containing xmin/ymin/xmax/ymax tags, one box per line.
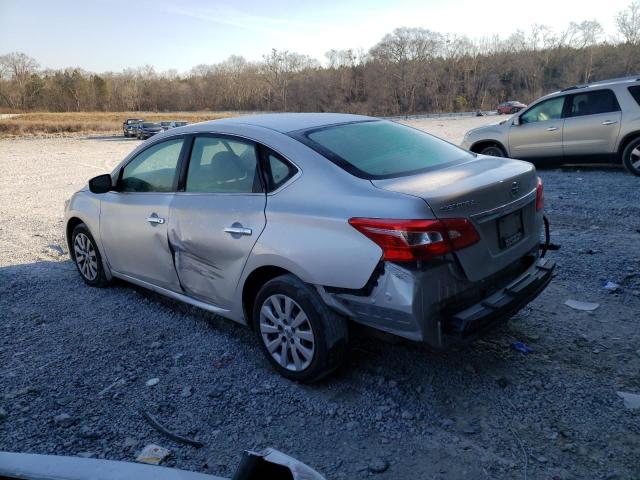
<box><xmin>167</xmin><ymin>135</ymin><xmax>267</xmax><ymax>309</ymax></box>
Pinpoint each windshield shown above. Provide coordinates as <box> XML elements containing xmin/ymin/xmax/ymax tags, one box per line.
<box><xmin>142</xmin><ymin>122</ymin><xmax>157</xmax><ymax>128</ymax></box>
<box><xmin>299</xmin><ymin>120</ymin><xmax>471</xmax><ymax>179</ymax></box>
<box><xmin>160</xmin><ymin>121</ymin><xmax>171</xmax><ymax>126</ymax></box>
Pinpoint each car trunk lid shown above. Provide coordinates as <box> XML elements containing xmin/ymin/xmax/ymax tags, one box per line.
<box><xmin>371</xmin><ymin>156</ymin><xmax>542</xmax><ymax>281</ymax></box>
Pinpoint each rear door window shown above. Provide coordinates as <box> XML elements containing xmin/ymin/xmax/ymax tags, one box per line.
<box><xmin>628</xmin><ymin>86</ymin><xmax>640</xmax><ymax>106</ymax></box>
<box><xmin>120</xmin><ymin>138</ymin><xmax>184</xmax><ymax>192</ymax></box>
<box><xmin>299</xmin><ymin>120</ymin><xmax>471</xmax><ymax>179</ymax></box>
<box><xmin>567</xmin><ymin>89</ymin><xmax>620</xmax><ymax>117</ymax></box>
<box><xmin>185</xmin><ymin>136</ymin><xmax>262</xmax><ymax>193</ymax></box>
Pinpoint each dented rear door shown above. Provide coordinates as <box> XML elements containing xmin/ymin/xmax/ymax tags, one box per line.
<box><xmin>168</xmin><ymin>135</ymin><xmax>267</xmax><ymax>309</ymax></box>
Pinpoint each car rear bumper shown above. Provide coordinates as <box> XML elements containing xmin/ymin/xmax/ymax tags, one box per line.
<box><xmin>320</xmin><ymin>251</ymin><xmax>554</xmax><ymax>349</ymax></box>
<box><xmin>445</xmin><ymin>256</ymin><xmax>554</xmax><ymax>338</ymax></box>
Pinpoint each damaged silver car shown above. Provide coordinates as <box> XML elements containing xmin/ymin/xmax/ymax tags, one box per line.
<box><xmin>65</xmin><ymin>113</ymin><xmax>555</xmax><ymax>382</ymax></box>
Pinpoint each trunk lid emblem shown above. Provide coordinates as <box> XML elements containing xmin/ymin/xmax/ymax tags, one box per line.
<box><xmin>510</xmin><ymin>181</ymin><xmax>520</xmax><ymax>197</ymax></box>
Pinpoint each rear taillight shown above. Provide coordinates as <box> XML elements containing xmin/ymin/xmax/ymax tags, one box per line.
<box><xmin>536</xmin><ymin>177</ymin><xmax>544</xmax><ymax>211</ymax></box>
<box><xmin>348</xmin><ymin>218</ymin><xmax>480</xmax><ymax>262</ymax></box>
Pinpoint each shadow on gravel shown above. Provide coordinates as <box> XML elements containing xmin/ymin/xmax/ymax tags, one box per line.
<box><xmin>0</xmin><ymin>258</ymin><xmax>519</xmax><ymax>404</ymax></box>
<box><xmin>0</xmin><ymin>258</ymin><xmax>516</xmax><ymax>381</ymax></box>
<box><xmin>535</xmin><ymin>162</ymin><xmax>624</xmax><ymax>172</ymax></box>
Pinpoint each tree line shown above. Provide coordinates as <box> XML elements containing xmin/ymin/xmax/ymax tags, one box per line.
<box><xmin>1</xmin><ymin>2</ymin><xmax>639</xmax><ymax>116</ymax></box>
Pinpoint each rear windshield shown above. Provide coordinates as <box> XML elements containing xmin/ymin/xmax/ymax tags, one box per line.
<box><xmin>299</xmin><ymin>120</ymin><xmax>471</xmax><ymax>179</ymax></box>
<box><xmin>629</xmin><ymin>86</ymin><xmax>640</xmax><ymax>106</ymax></box>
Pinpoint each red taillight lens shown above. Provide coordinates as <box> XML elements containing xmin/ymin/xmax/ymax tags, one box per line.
<box><xmin>535</xmin><ymin>176</ymin><xmax>544</xmax><ymax>211</ymax></box>
<box><xmin>348</xmin><ymin>218</ymin><xmax>480</xmax><ymax>261</ymax></box>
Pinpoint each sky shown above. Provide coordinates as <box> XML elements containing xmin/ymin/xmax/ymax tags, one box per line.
<box><xmin>0</xmin><ymin>0</ymin><xmax>632</xmax><ymax>73</ymax></box>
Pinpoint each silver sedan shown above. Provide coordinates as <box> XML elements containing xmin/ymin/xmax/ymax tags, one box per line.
<box><xmin>65</xmin><ymin>113</ymin><xmax>555</xmax><ymax>382</ymax></box>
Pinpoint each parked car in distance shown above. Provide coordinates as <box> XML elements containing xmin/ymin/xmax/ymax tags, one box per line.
<box><xmin>65</xmin><ymin>113</ymin><xmax>554</xmax><ymax>382</ymax></box>
<box><xmin>463</xmin><ymin>76</ymin><xmax>640</xmax><ymax>176</ymax></box>
<box><xmin>159</xmin><ymin>121</ymin><xmax>172</xmax><ymax>131</ymax></box>
<box><xmin>122</xmin><ymin>118</ymin><xmax>143</xmax><ymax>137</ymax></box>
<box><xmin>497</xmin><ymin>101</ymin><xmax>527</xmax><ymax>115</ymax></box>
<box><xmin>136</xmin><ymin>122</ymin><xmax>163</xmax><ymax>140</ymax></box>
<box><xmin>169</xmin><ymin>120</ymin><xmax>189</xmax><ymax>128</ymax></box>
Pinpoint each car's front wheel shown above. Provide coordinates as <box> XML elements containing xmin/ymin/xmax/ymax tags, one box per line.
<box><xmin>622</xmin><ymin>137</ymin><xmax>640</xmax><ymax>177</ymax></box>
<box><xmin>479</xmin><ymin>144</ymin><xmax>506</xmax><ymax>157</ymax></box>
<box><xmin>253</xmin><ymin>274</ymin><xmax>348</xmax><ymax>383</ymax></box>
<box><xmin>71</xmin><ymin>223</ymin><xmax>110</xmax><ymax>287</ymax></box>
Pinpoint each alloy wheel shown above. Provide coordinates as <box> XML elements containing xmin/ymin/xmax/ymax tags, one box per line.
<box><xmin>259</xmin><ymin>294</ymin><xmax>315</xmax><ymax>372</ymax></box>
<box><xmin>73</xmin><ymin>232</ymin><xmax>98</xmax><ymax>281</ymax></box>
<box><xmin>630</xmin><ymin>146</ymin><xmax>640</xmax><ymax>172</ymax></box>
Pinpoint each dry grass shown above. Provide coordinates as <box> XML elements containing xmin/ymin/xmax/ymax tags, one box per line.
<box><xmin>0</xmin><ymin>111</ymin><xmax>238</xmax><ymax>137</ymax></box>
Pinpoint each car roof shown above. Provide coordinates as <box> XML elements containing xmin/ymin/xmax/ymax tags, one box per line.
<box><xmin>191</xmin><ymin>113</ymin><xmax>377</xmax><ymax>134</ymax></box>
<box><xmin>541</xmin><ymin>76</ymin><xmax>640</xmax><ymax>100</ymax></box>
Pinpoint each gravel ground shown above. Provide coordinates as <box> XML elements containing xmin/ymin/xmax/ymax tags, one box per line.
<box><xmin>1</xmin><ymin>119</ymin><xmax>640</xmax><ymax>479</ymax></box>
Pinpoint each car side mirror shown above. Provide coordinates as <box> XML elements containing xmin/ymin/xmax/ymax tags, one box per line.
<box><xmin>512</xmin><ymin>116</ymin><xmax>521</xmax><ymax>126</ymax></box>
<box><xmin>88</xmin><ymin>174</ymin><xmax>112</xmax><ymax>194</ymax></box>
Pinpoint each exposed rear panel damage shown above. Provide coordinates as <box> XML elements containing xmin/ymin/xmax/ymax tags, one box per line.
<box><xmin>321</xmin><ymin>245</ymin><xmax>553</xmax><ymax>348</ymax></box>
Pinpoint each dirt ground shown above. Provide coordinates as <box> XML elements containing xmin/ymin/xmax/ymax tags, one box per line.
<box><xmin>1</xmin><ymin>116</ymin><xmax>639</xmax><ymax>479</ymax></box>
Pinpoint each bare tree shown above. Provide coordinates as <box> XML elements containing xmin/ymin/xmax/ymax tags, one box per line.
<box><xmin>261</xmin><ymin>49</ymin><xmax>318</xmax><ymax>110</ymax></box>
<box><xmin>616</xmin><ymin>1</ymin><xmax>640</xmax><ymax>45</ymax></box>
<box><xmin>0</xmin><ymin>52</ymin><xmax>39</xmax><ymax>110</ymax></box>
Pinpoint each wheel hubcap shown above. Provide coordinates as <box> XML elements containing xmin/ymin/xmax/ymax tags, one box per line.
<box><xmin>74</xmin><ymin>233</ymin><xmax>98</xmax><ymax>281</ymax></box>
<box><xmin>484</xmin><ymin>147</ymin><xmax>503</xmax><ymax>157</ymax></box>
<box><xmin>259</xmin><ymin>294</ymin><xmax>315</xmax><ymax>372</ymax></box>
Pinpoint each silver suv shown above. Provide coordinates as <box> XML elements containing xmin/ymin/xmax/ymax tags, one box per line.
<box><xmin>461</xmin><ymin>76</ymin><xmax>640</xmax><ymax>176</ymax></box>
<box><xmin>65</xmin><ymin>114</ymin><xmax>554</xmax><ymax>382</ymax></box>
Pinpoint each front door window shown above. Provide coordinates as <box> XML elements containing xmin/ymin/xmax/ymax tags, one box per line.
<box><xmin>520</xmin><ymin>96</ymin><xmax>565</xmax><ymax>124</ymax></box>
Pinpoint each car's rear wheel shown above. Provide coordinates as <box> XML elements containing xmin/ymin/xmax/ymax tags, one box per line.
<box><xmin>253</xmin><ymin>274</ymin><xmax>348</xmax><ymax>383</ymax></box>
<box><xmin>71</xmin><ymin>223</ymin><xmax>110</xmax><ymax>287</ymax></box>
<box><xmin>622</xmin><ymin>137</ymin><xmax>640</xmax><ymax>177</ymax></box>
<box><xmin>479</xmin><ymin>144</ymin><xmax>506</xmax><ymax>157</ymax></box>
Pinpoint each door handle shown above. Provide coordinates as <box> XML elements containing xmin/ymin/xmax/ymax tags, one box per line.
<box><xmin>146</xmin><ymin>215</ymin><xmax>165</xmax><ymax>225</ymax></box>
<box><xmin>546</xmin><ymin>126</ymin><xmax>559</xmax><ymax>132</ymax></box>
<box><xmin>602</xmin><ymin>120</ymin><xmax>618</xmax><ymax>125</ymax></box>
<box><xmin>224</xmin><ymin>226</ymin><xmax>252</xmax><ymax>236</ymax></box>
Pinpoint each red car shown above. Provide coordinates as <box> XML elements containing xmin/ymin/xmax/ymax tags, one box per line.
<box><xmin>497</xmin><ymin>101</ymin><xmax>527</xmax><ymax>114</ymax></box>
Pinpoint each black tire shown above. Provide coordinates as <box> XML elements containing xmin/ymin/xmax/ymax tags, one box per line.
<box><xmin>70</xmin><ymin>223</ymin><xmax>110</xmax><ymax>287</ymax></box>
<box><xmin>252</xmin><ymin>274</ymin><xmax>348</xmax><ymax>383</ymax></box>
<box><xmin>622</xmin><ymin>137</ymin><xmax>640</xmax><ymax>177</ymax></box>
<box><xmin>479</xmin><ymin>144</ymin><xmax>506</xmax><ymax>157</ymax></box>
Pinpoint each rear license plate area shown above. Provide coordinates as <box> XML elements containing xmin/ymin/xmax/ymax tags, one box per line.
<box><xmin>497</xmin><ymin>209</ymin><xmax>524</xmax><ymax>249</ymax></box>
